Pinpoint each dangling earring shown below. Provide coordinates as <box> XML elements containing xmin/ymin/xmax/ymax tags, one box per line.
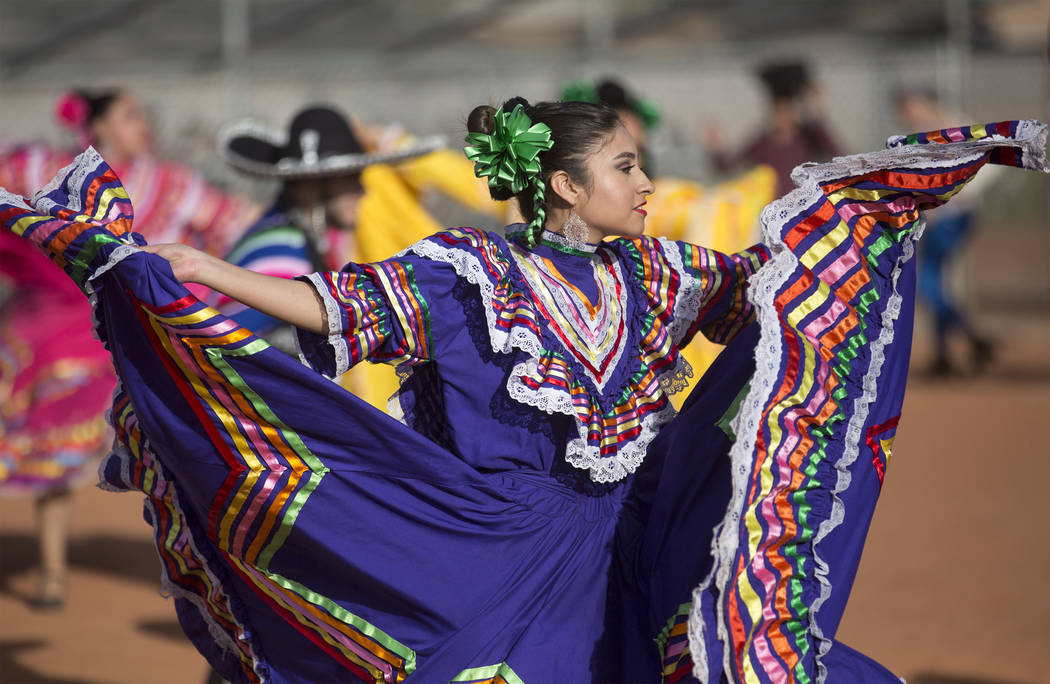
<box><xmin>560</xmin><ymin>210</ymin><xmax>591</xmax><ymax>250</ymax></box>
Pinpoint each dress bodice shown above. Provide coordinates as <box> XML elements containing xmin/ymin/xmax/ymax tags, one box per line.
<box><xmin>297</xmin><ymin>225</ymin><xmax>768</xmax><ymax>483</ymax></box>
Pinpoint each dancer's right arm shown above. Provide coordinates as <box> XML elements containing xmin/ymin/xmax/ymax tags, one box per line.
<box><xmin>141</xmin><ymin>243</ymin><xmax>326</xmax><ymax>334</ymax></box>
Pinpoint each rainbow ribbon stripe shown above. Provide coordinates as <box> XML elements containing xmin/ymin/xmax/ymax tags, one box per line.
<box><xmin>105</xmin><ymin>383</ymin><xmax>260</xmax><ymax>681</ymax></box>
<box><xmin>655</xmin><ymin>602</ymin><xmax>693</xmax><ymax>683</ymax></box>
<box><xmin>450</xmin><ymin>662</ymin><xmax>526</xmax><ymax>684</ymax></box>
<box><xmin>0</xmin><ymin>149</ymin><xmax>416</xmax><ymax>683</ymax></box>
<box><xmin>691</xmin><ymin>121</ymin><xmax>1048</xmax><ymax>682</ymax></box>
<box><xmin>0</xmin><ymin>148</ymin><xmax>135</xmax><ymax>291</ymax></box>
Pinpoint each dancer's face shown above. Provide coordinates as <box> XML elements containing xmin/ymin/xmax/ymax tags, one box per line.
<box><xmin>92</xmin><ymin>93</ymin><xmax>152</xmax><ymax>162</ymax></box>
<box><xmin>572</xmin><ymin>125</ymin><xmax>654</xmax><ymax>240</ymax></box>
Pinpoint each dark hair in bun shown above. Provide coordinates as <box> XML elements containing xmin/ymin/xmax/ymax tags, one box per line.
<box><xmin>595</xmin><ymin>81</ymin><xmax>632</xmax><ymax>112</ymax></box>
<box><xmin>76</xmin><ymin>89</ymin><xmax>122</xmax><ymax>125</ymax></box>
<box><xmin>466</xmin><ymin>96</ymin><xmax>622</xmax><ymax>228</ymax></box>
<box><xmin>466</xmin><ymin>103</ymin><xmax>515</xmax><ymax>202</ymax></box>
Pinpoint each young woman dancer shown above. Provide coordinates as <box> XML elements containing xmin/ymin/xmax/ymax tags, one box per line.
<box><xmin>1</xmin><ymin>97</ymin><xmax>1043</xmax><ymax>682</ymax></box>
<box><xmin>0</xmin><ymin>89</ymin><xmax>258</xmax><ymax>608</ymax></box>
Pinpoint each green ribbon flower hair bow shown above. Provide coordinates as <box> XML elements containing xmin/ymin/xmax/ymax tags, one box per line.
<box><xmin>464</xmin><ymin>104</ymin><xmax>553</xmax><ymax>195</ymax></box>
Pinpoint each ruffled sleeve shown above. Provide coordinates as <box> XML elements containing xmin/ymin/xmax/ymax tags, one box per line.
<box><xmin>614</xmin><ymin>236</ymin><xmax>769</xmax><ymax>367</ymax></box>
<box><xmin>667</xmin><ymin>241</ymin><xmax>770</xmax><ymax>348</ymax></box>
<box><xmin>295</xmin><ymin>253</ymin><xmax>443</xmax><ymax>378</ymax></box>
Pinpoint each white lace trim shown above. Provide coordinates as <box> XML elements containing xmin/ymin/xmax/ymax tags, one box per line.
<box><xmin>296</xmin><ymin>272</ymin><xmax>352</xmax><ymax>378</ymax></box>
<box><xmin>686</xmin><ymin>123</ymin><xmax>1048</xmax><ymax>683</ymax></box>
<box><xmin>88</xmin><ymin>241</ymin><xmax>141</xmax><ymax>282</ymax></box>
<box><xmin>402</xmin><ymin>235</ymin><xmax>679</xmax><ymax>483</ymax></box>
<box><xmin>502</xmin><ymin>353</ymin><xmax>682</xmax><ymax>483</ymax></box>
<box><xmin>0</xmin><ymin>187</ymin><xmax>31</xmax><ymax>211</ymax></box>
<box><xmin>84</xmin><ymin>240</ymin><xmax>143</xmax><ymax>343</ymax></box>
<box><xmin>401</xmin><ymin>237</ymin><xmax>546</xmax><ymax>359</ymax></box>
<box><xmin>1014</xmin><ymin>119</ymin><xmax>1050</xmax><ymax>169</ymax></box>
<box><xmin>33</xmin><ymin>147</ymin><xmax>105</xmax><ymax>215</ymax></box>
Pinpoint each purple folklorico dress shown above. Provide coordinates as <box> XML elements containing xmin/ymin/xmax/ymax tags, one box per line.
<box><xmin>0</xmin><ymin>120</ymin><xmax>1044</xmax><ymax>683</ymax></box>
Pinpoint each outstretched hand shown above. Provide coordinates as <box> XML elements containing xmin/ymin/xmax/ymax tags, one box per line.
<box><xmin>141</xmin><ymin>242</ymin><xmax>326</xmax><ymax>334</ymax></box>
<box><xmin>141</xmin><ymin>243</ymin><xmax>214</xmax><ymax>284</ymax></box>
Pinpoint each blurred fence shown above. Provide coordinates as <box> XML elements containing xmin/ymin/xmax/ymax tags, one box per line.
<box><xmin>2</xmin><ymin>0</ymin><xmax>1047</xmax><ymax>296</ymax></box>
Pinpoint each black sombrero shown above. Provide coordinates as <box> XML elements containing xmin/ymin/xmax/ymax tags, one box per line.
<box><xmin>218</xmin><ymin>105</ymin><xmax>445</xmax><ymax>179</ymax></box>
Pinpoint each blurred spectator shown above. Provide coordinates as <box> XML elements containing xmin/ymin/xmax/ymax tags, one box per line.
<box><xmin>3</xmin><ymin>90</ymin><xmax>259</xmax><ymax>255</ymax></box>
<box><xmin>215</xmin><ymin>105</ymin><xmax>440</xmax><ymax>353</ymax></box>
<box><xmin>896</xmin><ymin>87</ymin><xmax>1000</xmax><ymax>376</ymax></box>
<box><xmin>706</xmin><ymin>60</ymin><xmax>841</xmax><ymax>197</ymax></box>
<box><xmin>216</xmin><ymin>104</ymin><xmax>501</xmax><ymax>408</ymax></box>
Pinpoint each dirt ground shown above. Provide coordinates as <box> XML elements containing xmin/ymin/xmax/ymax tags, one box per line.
<box><xmin>837</xmin><ymin>309</ymin><xmax>1050</xmax><ymax>684</ymax></box>
<box><xmin>2</xmin><ymin>236</ymin><xmax>1048</xmax><ymax>683</ymax></box>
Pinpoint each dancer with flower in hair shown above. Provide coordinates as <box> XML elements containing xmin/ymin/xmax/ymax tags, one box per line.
<box><xmin>1</xmin><ymin>92</ymin><xmax>1044</xmax><ymax>682</ymax></box>
<box><xmin>706</xmin><ymin>60</ymin><xmax>842</xmax><ymax>199</ymax></box>
<box><xmin>3</xmin><ymin>90</ymin><xmax>258</xmax><ymax>253</ymax></box>
<box><xmin>0</xmin><ymin>89</ymin><xmax>258</xmax><ymax>608</ymax></box>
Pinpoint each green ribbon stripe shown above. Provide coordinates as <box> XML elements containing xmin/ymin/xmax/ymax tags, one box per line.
<box><xmin>70</xmin><ymin>231</ymin><xmax>124</xmax><ymax>291</ymax></box>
